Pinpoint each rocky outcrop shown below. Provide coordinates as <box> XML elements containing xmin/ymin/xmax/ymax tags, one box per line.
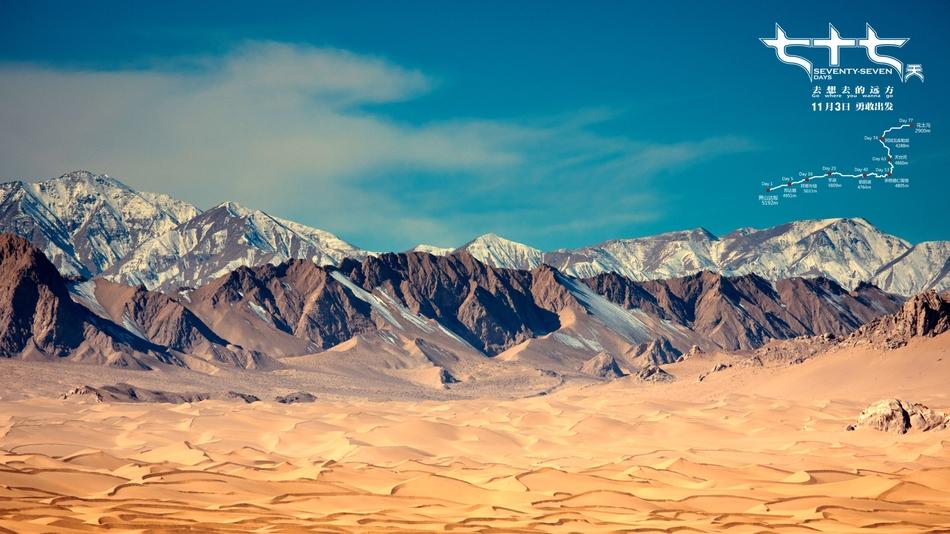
<box><xmin>275</xmin><ymin>391</ymin><xmax>317</xmax><ymax>404</ymax></box>
<box><xmin>842</xmin><ymin>290</ymin><xmax>950</xmax><ymax>349</ymax></box>
<box><xmin>677</xmin><ymin>345</ymin><xmax>704</xmax><ymax>362</ymax></box>
<box><xmin>751</xmin><ymin>332</ymin><xmax>839</xmax><ymax>365</ymax></box>
<box><xmin>849</xmin><ymin>399</ymin><xmax>950</xmax><ymax>434</ymax></box>
<box><xmin>697</xmin><ymin>362</ymin><xmax>733</xmax><ymax>382</ymax></box>
<box><xmin>741</xmin><ymin>355</ymin><xmax>764</xmax><ymax>367</ymax></box>
<box><xmin>226</xmin><ymin>391</ymin><xmax>260</xmax><ymax>403</ymax></box>
<box><xmin>625</xmin><ymin>338</ymin><xmax>682</xmax><ymax>366</ymax></box>
<box><xmin>579</xmin><ymin>351</ymin><xmax>625</xmax><ymax>379</ymax></box>
<box><xmin>61</xmin><ymin>384</ymin><xmax>211</xmax><ymax>404</ymax></box>
<box><xmin>636</xmin><ymin>365</ymin><xmax>674</xmax><ymax>383</ymax></box>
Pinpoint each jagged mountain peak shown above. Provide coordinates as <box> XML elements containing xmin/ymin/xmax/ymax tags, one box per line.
<box><xmin>459</xmin><ymin>232</ymin><xmax>543</xmax><ymax>271</ymax></box>
<box><xmin>0</xmin><ymin>171</ymin><xmax>200</xmax><ymax>278</ymax></box>
<box><xmin>732</xmin><ymin>217</ymin><xmax>877</xmax><ymax>243</ymax></box>
<box><xmin>544</xmin><ymin>217</ymin><xmax>929</xmax><ymax>294</ymax></box>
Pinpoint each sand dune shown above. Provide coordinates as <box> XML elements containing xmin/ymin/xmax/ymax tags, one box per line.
<box><xmin>0</xmin><ymin>337</ymin><xmax>948</xmax><ymax>532</ymax></box>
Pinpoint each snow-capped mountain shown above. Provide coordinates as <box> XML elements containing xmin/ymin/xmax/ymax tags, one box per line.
<box><xmin>0</xmin><ymin>171</ymin><xmax>198</xmax><ymax>278</ymax></box>
<box><xmin>103</xmin><ymin>201</ymin><xmax>369</xmax><ymax>291</ymax></box>
<box><xmin>457</xmin><ymin>233</ymin><xmax>543</xmax><ymax>270</ymax></box>
<box><xmin>713</xmin><ymin>218</ymin><xmax>911</xmax><ymax>286</ymax></box>
<box><xmin>872</xmin><ymin>241</ymin><xmax>950</xmax><ymax>295</ymax></box>
<box><xmin>409</xmin><ymin>244</ymin><xmax>454</xmax><ymax>256</ymax></box>
<box><xmin>544</xmin><ymin>228</ymin><xmax>719</xmax><ymax>281</ymax></box>
<box><xmin>2</xmin><ymin>171</ymin><xmax>947</xmax><ymax>297</ymax></box>
<box><xmin>540</xmin><ymin>218</ymin><xmax>943</xmax><ymax>296</ymax></box>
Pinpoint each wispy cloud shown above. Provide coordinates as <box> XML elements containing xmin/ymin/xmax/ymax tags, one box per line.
<box><xmin>0</xmin><ymin>41</ymin><xmax>752</xmax><ymax>250</ymax></box>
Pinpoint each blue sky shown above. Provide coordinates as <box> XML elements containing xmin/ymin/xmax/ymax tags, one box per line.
<box><xmin>1</xmin><ymin>1</ymin><xmax>947</xmax><ymax>250</ymax></box>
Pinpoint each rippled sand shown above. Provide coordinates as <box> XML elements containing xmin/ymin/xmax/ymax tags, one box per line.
<box><xmin>1</xmin><ymin>394</ymin><xmax>948</xmax><ymax>531</ymax></box>
<box><xmin>1</xmin><ymin>337</ymin><xmax>949</xmax><ymax>532</ymax></box>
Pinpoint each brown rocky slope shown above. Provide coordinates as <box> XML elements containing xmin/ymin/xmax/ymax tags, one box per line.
<box><xmin>0</xmin><ymin>233</ymin><xmax>173</xmax><ymax>368</ymax></box>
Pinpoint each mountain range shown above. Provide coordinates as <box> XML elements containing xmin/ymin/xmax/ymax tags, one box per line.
<box><xmin>461</xmin><ymin>220</ymin><xmax>949</xmax><ymax>297</ymax></box>
<box><xmin>2</xmin><ymin>171</ymin><xmax>946</xmax><ymax>297</ymax></box>
<box><xmin>0</xmin><ymin>228</ymin><xmax>910</xmax><ymax>384</ymax></box>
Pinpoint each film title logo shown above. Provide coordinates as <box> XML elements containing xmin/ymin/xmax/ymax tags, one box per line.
<box><xmin>761</xmin><ymin>24</ymin><xmax>923</xmax><ymax>82</ymax></box>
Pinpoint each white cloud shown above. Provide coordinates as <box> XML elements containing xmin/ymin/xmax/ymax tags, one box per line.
<box><xmin>0</xmin><ymin>41</ymin><xmax>752</xmax><ymax>249</ymax></box>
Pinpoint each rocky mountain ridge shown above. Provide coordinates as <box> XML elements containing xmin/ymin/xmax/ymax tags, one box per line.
<box><xmin>0</xmin><ymin>233</ymin><xmax>915</xmax><ymax>387</ymax></box>
<box><xmin>0</xmin><ymin>171</ymin><xmax>198</xmax><ymax>279</ymax></box>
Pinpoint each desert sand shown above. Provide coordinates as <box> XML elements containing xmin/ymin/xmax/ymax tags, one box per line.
<box><xmin>0</xmin><ymin>336</ymin><xmax>948</xmax><ymax>532</ymax></box>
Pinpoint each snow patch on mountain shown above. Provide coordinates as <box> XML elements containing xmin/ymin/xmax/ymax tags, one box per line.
<box><xmin>329</xmin><ymin>270</ymin><xmax>401</xmax><ymax>329</ymax></box>
<box><xmin>872</xmin><ymin>241</ymin><xmax>950</xmax><ymax>295</ymax></box>
<box><xmin>557</xmin><ymin>271</ymin><xmax>653</xmax><ymax>344</ymax></box>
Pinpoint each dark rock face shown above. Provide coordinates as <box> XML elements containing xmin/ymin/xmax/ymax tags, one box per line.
<box><xmin>772</xmin><ymin>278</ymin><xmax>903</xmax><ymax>336</ymax></box>
<box><xmin>0</xmin><ymin>233</ymin><xmax>180</xmax><ymax>367</ymax></box>
<box><xmin>0</xmin><ymin>232</ymin><xmax>922</xmax><ymax>374</ymax></box>
<box><xmin>125</xmin><ymin>253</ymin><xmax>908</xmax><ymax>363</ymax></box>
<box><xmin>337</xmin><ymin>252</ymin><xmax>561</xmax><ymax>355</ymax></box>
<box><xmin>0</xmin><ymin>232</ymin><xmax>86</xmax><ymax>355</ymax></box>
<box><xmin>585</xmin><ymin>270</ymin><xmax>902</xmax><ymax>350</ymax></box>
<box><xmin>124</xmin><ymin>285</ymin><xmax>226</xmax><ymax>350</ymax></box>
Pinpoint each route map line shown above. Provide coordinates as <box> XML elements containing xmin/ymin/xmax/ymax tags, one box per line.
<box><xmin>765</xmin><ymin>122</ymin><xmax>913</xmax><ymax>193</ymax></box>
